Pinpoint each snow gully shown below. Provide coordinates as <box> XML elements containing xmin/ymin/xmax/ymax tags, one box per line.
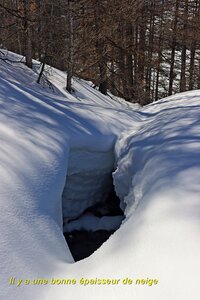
<box><xmin>61</xmin><ymin>149</ymin><xmax>125</xmax><ymax>261</ymax></box>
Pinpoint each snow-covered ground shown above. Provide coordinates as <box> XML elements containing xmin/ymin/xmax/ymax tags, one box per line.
<box><xmin>0</xmin><ymin>51</ymin><xmax>200</xmax><ymax>300</ymax></box>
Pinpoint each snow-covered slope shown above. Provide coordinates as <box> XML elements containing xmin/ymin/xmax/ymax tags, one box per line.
<box><xmin>0</xmin><ymin>51</ymin><xmax>200</xmax><ymax>300</ymax></box>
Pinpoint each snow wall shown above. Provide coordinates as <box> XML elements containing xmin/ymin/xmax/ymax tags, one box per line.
<box><xmin>62</xmin><ymin>149</ymin><xmax>115</xmax><ymax>221</ymax></box>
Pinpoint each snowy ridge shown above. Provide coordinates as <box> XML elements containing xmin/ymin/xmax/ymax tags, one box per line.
<box><xmin>114</xmin><ymin>92</ymin><xmax>200</xmax><ymax>215</ymax></box>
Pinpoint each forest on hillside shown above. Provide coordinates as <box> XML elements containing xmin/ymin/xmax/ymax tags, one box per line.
<box><xmin>1</xmin><ymin>0</ymin><xmax>200</xmax><ymax>105</ymax></box>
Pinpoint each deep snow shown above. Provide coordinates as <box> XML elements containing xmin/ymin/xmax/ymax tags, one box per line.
<box><xmin>0</xmin><ymin>51</ymin><xmax>200</xmax><ymax>300</ymax></box>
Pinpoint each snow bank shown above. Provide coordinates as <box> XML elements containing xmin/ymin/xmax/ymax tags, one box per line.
<box><xmin>48</xmin><ymin>91</ymin><xmax>200</xmax><ymax>300</ymax></box>
<box><xmin>0</xmin><ymin>51</ymin><xmax>140</xmax><ymax>299</ymax></box>
<box><xmin>1</xmin><ymin>51</ymin><xmax>200</xmax><ymax>300</ymax></box>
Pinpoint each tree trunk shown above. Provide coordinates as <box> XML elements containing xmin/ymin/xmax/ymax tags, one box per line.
<box><xmin>180</xmin><ymin>0</ymin><xmax>188</xmax><ymax>92</ymax></box>
<box><xmin>23</xmin><ymin>0</ymin><xmax>32</xmax><ymax>68</ymax></box>
<box><xmin>125</xmin><ymin>23</ymin><xmax>134</xmax><ymax>102</ymax></box>
<box><xmin>155</xmin><ymin>0</ymin><xmax>164</xmax><ymax>101</ymax></box>
<box><xmin>94</xmin><ymin>0</ymin><xmax>107</xmax><ymax>95</ymax></box>
<box><xmin>145</xmin><ymin>1</ymin><xmax>155</xmax><ymax>102</ymax></box>
<box><xmin>66</xmin><ymin>0</ymin><xmax>73</xmax><ymax>93</ymax></box>
<box><xmin>168</xmin><ymin>0</ymin><xmax>179</xmax><ymax>95</ymax></box>
<box><xmin>37</xmin><ymin>56</ymin><xmax>46</xmax><ymax>84</ymax></box>
<box><xmin>98</xmin><ymin>41</ymin><xmax>107</xmax><ymax>95</ymax></box>
<box><xmin>137</xmin><ymin>10</ymin><xmax>146</xmax><ymax>104</ymax></box>
<box><xmin>189</xmin><ymin>42</ymin><xmax>196</xmax><ymax>90</ymax></box>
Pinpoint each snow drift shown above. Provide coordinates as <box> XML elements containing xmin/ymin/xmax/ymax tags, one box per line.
<box><xmin>0</xmin><ymin>51</ymin><xmax>200</xmax><ymax>300</ymax></box>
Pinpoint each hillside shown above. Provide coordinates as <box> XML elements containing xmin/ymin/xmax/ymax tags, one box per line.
<box><xmin>0</xmin><ymin>51</ymin><xmax>200</xmax><ymax>300</ymax></box>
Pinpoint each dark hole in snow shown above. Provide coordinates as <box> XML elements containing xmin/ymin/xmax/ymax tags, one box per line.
<box><xmin>63</xmin><ymin>184</ymin><xmax>124</xmax><ymax>262</ymax></box>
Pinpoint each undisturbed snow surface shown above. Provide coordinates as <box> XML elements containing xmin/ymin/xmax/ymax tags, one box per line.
<box><xmin>0</xmin><ymin>51</ymin><xmax>200</xmax><ymax>300</ymax></box>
